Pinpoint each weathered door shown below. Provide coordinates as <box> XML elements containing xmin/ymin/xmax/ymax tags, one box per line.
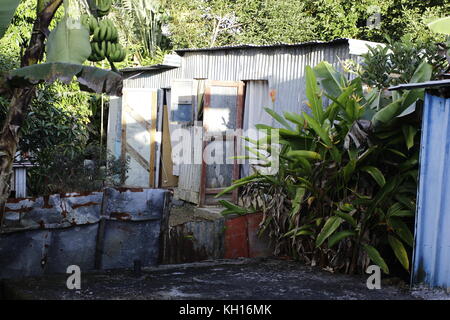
<box><xmin>170</xmin><ymin>79</ymin><xmax>203</xmax><ymax>204</ymax></box>
<box><xmin>121</xmin><ymin>88</ymin><xmax>159</xmax><ymax>188</ymax></box>
<box><xmin>200</xmin><ymin>81</ymin><xmax>245</xmax><ymax>205</ymax></box>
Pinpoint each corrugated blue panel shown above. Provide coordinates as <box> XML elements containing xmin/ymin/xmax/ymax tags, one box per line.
<box><xmin>413</xmin><ymin>93</ymin><xmax>450</xmax><ymax>289</ymax></box>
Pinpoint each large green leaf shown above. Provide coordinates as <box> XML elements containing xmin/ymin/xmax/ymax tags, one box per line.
<box><xmin>372</xmin><ymin>61</ymin><xmax>432</xmax><ymax>126</ymax></box>
<box><xmin>428</xmin><ymin>16</ymin><xmax>450</xmax><ymax>35</ymax></box>
<box><xmin>0</xmin><ymin>0</ymin><xmax>20</xmax><ymax>39</ymax></box>
<box><xmin>8</xmin><ymin>63</ymin><xmax>123</xmax><ymax>96</ymax></box>
<box><xmin>362</xmin><ymin>244</ymin><xmax>389</xmax><ymax>274</ymax></box>
<box><xmin>328</xmin><ymin>230</ymin><xmax>355</xmax><ymax>248</ymax></box>
<box><xmin>402</xmin><ymin>125</ymin><xmax>418</xmax><ymax>150</ymax></box>
<box><xmin>290</xmin><ymin>187</ymin><xmax>306</xmax><ymax>218</ymax></box>
<box><xmin>314</xmin><ymin>61</ymin><xmax>346</xmax><ymax>98</ymax></box>
<box><xmin>218</xmin><ymin>200</ymin><xmax>255</xmax><ymax>216</ymax></box>
<box><xmin>287</xmin><ymin>150</ymin><xmax>322</xmax><ymax>160</ymax></box>
<box><xmin>387</xmin><ymin>218</ymin><xmax>414</xmax><ymax>247</ymax></box>
<box><xmin>302</xmin><ymin>112</ymin><xmax>332</xmax><ymax>147</ymax></box>
<box><xmin>343</xmin><ymin>159</ymin><xmax>356</xmax><ymax>183</ymax></box>
<box><xmin>388</xmin><ymin>235</ymin><xmax>410</xmax><ymax>271</ymax></box>
<box><xmin>335</xmin><ymin>211</ymin><xmax>357</xmax><ymax>228</ymax></box>
<box><xmin>315</xmin><ymin>216</ymin><xmax>343</xmax><ymax>247</ymax></box>
<box><xmin>305</xmin><ymin>66</ymin><xmax>324</xmax><ymax>124</ymax></box>
<box><xmin>284</xmin><ymin>112</ymin><xmax>305</xmax><ymax>126</ymax></box>
<box><xmin>264</xmin><ymin>108</ymin><xmax>294</xmax><ymax>131</ymax></box>
<box><xmin>361</xmin><ymin>166</ymin><xmax>386</xmax><ymax>187</ymax></box>
<box><xmin>46</xmin><ymin>16</ymin><xmax>91</xmax><ymax>64</ymax></box>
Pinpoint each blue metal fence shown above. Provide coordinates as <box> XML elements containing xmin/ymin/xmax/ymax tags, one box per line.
<box><xmin>412</xmin><ymin>92</ymin><xmax>450</xmax><ymax>289</ymax></box>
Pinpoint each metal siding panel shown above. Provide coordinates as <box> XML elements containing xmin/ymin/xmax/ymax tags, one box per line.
<box><xmin>14</xmin><ymin>168</ymin><xmax>27</xmax><ymax>198</ymax></box>
<box><xmin>123</xmin><ymin>43</ymin><xmax>353</xmax><ymax>120</ymax></box>
<box><xmin>413</xmin><ymin>93</ymin><xmax>450</xmax><ymax>289</ymax></box>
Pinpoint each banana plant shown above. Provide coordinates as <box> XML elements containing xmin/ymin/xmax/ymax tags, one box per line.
<box><xmin>0</xmin><ymin>0</ymin><xmax>123</xmax><ymax>210</ymax></box>
<box><xmin>428</xmin><ymin>16</ymin><xmax>450</xmax><ymax>64</ymax></box>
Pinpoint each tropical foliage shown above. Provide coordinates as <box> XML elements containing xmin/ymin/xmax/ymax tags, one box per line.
<box><xmin>110</xmin><ymin>0</ymin><xmax>170</xmax><ymax>66</ymax></box>
<box><xmin>27</xmin><ymin>143</ymin><xmax>129</xmax><ymax>196</ymax></box>
<box><xmin>0</xmin><ymin>0</ymin><xmax>127</xmax><ymax>203</ymax></box>
<box><xmin>164</xmin><ymin>0</ymin><xmax>449</xmax><ymax>50</ymax></box>
<box><xmin>218</xmin><ymin>58</ymin><xmax>433</xmax><ymax>275</ymax></box>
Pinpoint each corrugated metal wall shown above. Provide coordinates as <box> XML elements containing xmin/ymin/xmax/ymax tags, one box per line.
<box><xmin>123</xmin><ymin>41</ymin><xmax>358</xmax><ymax>116</ymax></box>
<box><xmin>412</xmin><ymin>93</ymin><xmax>450</xmax><ymax>290</ymax></box>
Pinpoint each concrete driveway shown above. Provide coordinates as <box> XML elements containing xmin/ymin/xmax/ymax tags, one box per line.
<box><xmin>0</xmin><ymin>258</ymin><xmax>421</xmax><ymax>300</ymax></box>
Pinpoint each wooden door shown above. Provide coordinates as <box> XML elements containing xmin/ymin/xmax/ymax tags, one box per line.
<box><xmin>200</xmin><ymin>81</ymin><xmax>245</xmax><ymax>205</ymax></box>
<box><xmin>121</xmin><ymin>88</ymin><xmax>159</xmax><ymax>188</ymax></box>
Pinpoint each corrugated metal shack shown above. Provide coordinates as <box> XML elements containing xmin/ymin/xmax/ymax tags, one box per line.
<box><xmin>107</xmin><ymin>38</ymin><xmax>381</xmax><ymax>206</ymax></box>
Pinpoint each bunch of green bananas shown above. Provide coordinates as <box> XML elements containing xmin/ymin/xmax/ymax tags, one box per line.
<box><xmin>85</xmin><ymin>18</ymin><xmax>126</xmax><ymax>63</ymax></box>
<box><xmin>92</xmin><ymin>19</ymin><xmax>118</xmax><ymax>42</ymax></box>
<box><xmin>91</xmin><ymin>41</ymin><xmax>127</xmax><ymax>63</ymax></box>
<box><xmin>95</xmin><ymin>0</ymin><xmax>112</xmax><ymax>17</ymax></box>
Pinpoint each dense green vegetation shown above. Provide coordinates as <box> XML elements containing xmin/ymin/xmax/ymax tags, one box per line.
<box><xmin>0</xmin><ymin>0</ymin><xmax>126</xmax><ymax>196</ymax></box>
<box><xmin>218</xmin><ymin>34</ymin><xmax>449</xmax><ymax>275</ymax></box>
<box><xmin>89</xmin><ymin>0</ymin><xmax>450</xmax><ymax>66</ymax></box>
<box><xmin>126</xmin><ymin>0</ymin><xmax>450</xmax><ymax>58</ymax></box>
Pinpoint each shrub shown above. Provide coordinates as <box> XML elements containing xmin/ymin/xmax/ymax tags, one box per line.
<box><xmin>219</xmin><ymin>60</ymin><xmax>432</xmax><ymax>275</ymax></box>
<box><xmin>27</xmin><ymin>143</ymin><xmax>129</xmax><ymax>196</ymax></box>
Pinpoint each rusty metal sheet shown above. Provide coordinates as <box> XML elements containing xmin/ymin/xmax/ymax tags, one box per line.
<box><xmin>0</xmin><ymin>229</ymin><xmax>51</xmax><ymax>279</ymax></box>
<box><xmin>101</xmin><ymin>220</ymin><xmax>161</xmax><ymax>269</ymax></box>
<box><xmin>102</xmin><ymin>187</ymin><xmax>166</xmax><ymax>221</ymax></box>
<box><xmin>1</xmin><ymin>192</ymin><xmax>102</xmax><ymax>233</ymax></box>
<box><xmin>45</xmin><ymin>224</ymin><xmax>98</xmax><ymax>274</ymax></box>
<box><xmin>0</xmin><ymin>188</ymin><xmax>170</xmax><ymax>279</ymax></box>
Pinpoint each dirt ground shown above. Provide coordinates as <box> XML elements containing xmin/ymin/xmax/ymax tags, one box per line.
<box><xmin>1</xmin><ymin>258</ymin><xmax>422</xmax><ymax>300</ymax></box>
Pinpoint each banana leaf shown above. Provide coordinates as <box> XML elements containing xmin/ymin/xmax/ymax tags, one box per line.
<box><xmin>428</xmin><ymin>16</ymin><xmax>450</xmax><ymax>35</ymax></box>
<box><xmin>9</xmin><ymin>62</ymin><xmax>123</xmax><ymax>96</ymax></box>
<box><xmin>372</xmin><ymin>61</ymin><xmax>432</xmax><ymax>127</ymax></box>
<box><xmin>46</xmin><ymin>16</ymin><xmax>91</xmax><ymax>64</ymax></box>
<box><xmin>305</xmin><ymin>66</ymin><xmax>324</xmax><ymax>124</ymax></box>
<box><xmin>313</xmin><ymin>61</ymin><xmax>347</xmax><ymax>98</ymax></box>
<box><xmin>0</xmin><ymin>0</ymin><xmax>20</xmax><ymax>39</ymax></box>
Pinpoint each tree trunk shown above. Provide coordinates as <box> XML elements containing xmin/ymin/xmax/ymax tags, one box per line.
<box><xmin>0</xmin><ymin>0</ymin><xmax>62</xmax><ymax>207</ymax></box>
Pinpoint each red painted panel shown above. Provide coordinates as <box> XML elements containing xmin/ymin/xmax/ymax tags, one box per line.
<box><xmin>224</xmin><ymin>215</ymin><xmax>249</xmax><ymax>259</ymax></box>
<box><xmin>246</xmin><ymin>213</ymin><xmax>272</xmax><ymax>258</ymax></box>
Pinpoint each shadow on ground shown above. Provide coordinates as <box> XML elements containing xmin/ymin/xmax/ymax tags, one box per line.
<box><xmin>1</xmin><ymin>258</ymin><xmax>418</xmax><ymax>300</ymax></box>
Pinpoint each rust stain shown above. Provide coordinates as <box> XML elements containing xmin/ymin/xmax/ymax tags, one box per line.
<box><xmin>71</xmin><ymin>201</ymin><xmax>99</xmax><ymax>209</ymax></box>
<box><xmin>42</xmin><ymin>195</ymin><xmax>53</xmax><ymax>209</ymax></box>
<box><xmin>164</xmin><ymin>225</ymin><xmax>209</xmax><ymax>264</ymax></box>
<box><xmin>110</xmin><ymin>212</ymin><xmax>132</xmax><ymax>220</ymax></box>
<box><xmin>117</xmin><ymin>187</ymin><xmax>144</xmax><ymax>193</ymax></box>
<box><xmin>6</xmin><ymin>197</ymin><xmax>36</xmax><ymax>203</ymax></box>
<box><xmin>4</xmin><ymin>206</ymin><xmax>33</xmax><ymax>213</ymax></box>
<box><xmin>60</xmin><ymin>191</ymin><xmax>100</xmax><ymax>198</ymax></box>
